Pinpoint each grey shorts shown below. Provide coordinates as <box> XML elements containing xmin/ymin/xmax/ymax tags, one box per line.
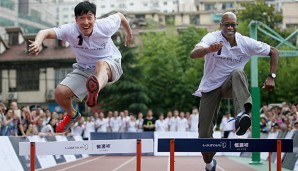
<box><xmin>60</xmin><ymin>57</ymin><xmax>123</xmax><ymax>101</ymax></box>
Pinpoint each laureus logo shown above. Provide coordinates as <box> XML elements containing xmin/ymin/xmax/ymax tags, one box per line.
<box><xmin>202</xmin><ymin>142</ymin><xmax>227</xmax><ymax>148</ymax></box>
<box><xmin>65</xmin><ymin>144</ymin><xmax>88</xmax><ymax>150</ymax></box>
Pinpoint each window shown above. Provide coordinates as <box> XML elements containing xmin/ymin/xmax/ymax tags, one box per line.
<box><xmin>101</xmin><ymin>5</ymin><xmax>105</xmax><ymax>8</ymax></box>
<box><xmin>144</xmin><ymin>3</ymin><xmax>148</xmax><ymax>7</ymax></box>
<box><xmin>55</xmin><ymin>68</ymin><xmax>73</xmax><ymax>86</ymax></box>
<box><xmin>111</xmin><ymin>4</ymin><xmax>114</xmax><ymax>8</ymax></box>
<box><xmin>164</xmin><ymin>2</ymin><xmax>167</xmax><ymax>5</ymax></box>
<box><xmin>190</xmin><ymin>14</ymin><xmax>200</xmax><ymax>25</ymax></box>
<box><xmin>130</xmin><ymin>3</ymin><xmax>134</xmax><ymax>6</ymax></box>
<box><xmin>222</xmin><ymin>2</ymin><xmax>233</xmax><ymax>10</ymax></box>
<box><xmin>119</xmin><ymin>3</ymin><xmax>126</xmax><ymax>9</ymax></box>
<box><xmin>16</xmin><ymin>68</ymin><xmax>39</xmax><ymax>91</ymax></box>
<box><xmin>165</xmin><ymin>15</ymin><xmax>175</xmax><ymax>25</ymax></box>
<box><xmin>204</xmin><ymin>3</ymin><xmax>216</xmax><ymax>11</ymax></box>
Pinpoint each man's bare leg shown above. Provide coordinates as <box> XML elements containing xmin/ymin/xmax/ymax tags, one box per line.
<box><xmin>86</xmin><ymin>60</ymin><xmax>112</xmax><ymax>107</ymax></box>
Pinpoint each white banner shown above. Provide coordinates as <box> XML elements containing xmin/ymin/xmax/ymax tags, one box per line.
<box><xmin>0</xmin><ymin>136</ymin><xmax>24</xmax><ymax>171</ymax></box>
<box><xmin>27</xmin><ymin>136</ymin><xmax>57</xmax><ymax>169</ymax></box>
<box><xmin>55</xmin><ymin>135</ymin><xmax>77</xmax><ymax>162</ymax></box>
<box><xmin>19</xmin><ymin>139</ymin><xmax>153</xmax><ymax>156</ymax></box>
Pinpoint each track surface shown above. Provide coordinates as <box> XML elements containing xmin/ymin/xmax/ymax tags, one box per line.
<box><xmin>38</xmin><ymin>156</ymin><xmax>281</xmax><ymax>171</ymax></box>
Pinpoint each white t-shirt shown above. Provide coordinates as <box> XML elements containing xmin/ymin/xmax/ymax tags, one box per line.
<box><xmin>72</xmin><ymin>123</ymin><xmax>85</xmax><ymax>136</ymax></box>
<box><xmin>40</xmin><ymin>124</ymin><xmax>54</xmax><ymax>133</ymax></box>
<box><xmin>95</xmin><ymin>118</ymin><xmax>108</xmax><ymax>132</ymax></box>
<box><xmin>189</xmin><ymin>113</ymin><xmax>199</xmax><ymax>132</ymax></box>
<box><xmin>110</xmin><ymin>117</ymin><xmax>121</xmax><ymax>132</ymax></box>
<box><xmin>127</xmin><ymin>120</ymin><xmax>137</xmax><ymax>132</ymax></box>
<box><xmin>53</xmin><ymin>14</ymin><xmax>121</xmax><ymax>69</ymax></box>
<box><xmin>220</xmin><ymin>116</ymin><xmax>235</xmax><ymax>131</ymax></box>
<box><xmin>155</xmin><ymin>120</ymin><xmax>168</xmax><ymax>132</ymax></box>
<box><xmin>177</xmin><ymin>118</ymin><xmax>189</xmax><ymax>132</ymax></box>
<box><xmin>169</xmin><ymin>117</ymin><xmax>180</xmax><ymax>132</ymax></box>
<box><xmin>83</xmin><ymin>121</ymin><xmax>96</xmax><ymax>139</ymax></box>
<box><xmin>136</xmin><ymin>119</ymin><xmax>144</xmax><ymax>132</ymax></box>
<box><xmin>193</xmin><ymin>31</ymin><xmax>270</xmax><ymax>97</ymax></box>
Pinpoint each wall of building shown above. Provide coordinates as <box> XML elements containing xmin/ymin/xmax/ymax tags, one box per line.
<box><xmin>282</xmin><ymin>1</ymin><xmax>298</xmax><ymax>28</ymax></box>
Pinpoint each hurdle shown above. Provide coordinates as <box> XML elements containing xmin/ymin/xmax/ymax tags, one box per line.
<box><xmin>158</xmin><ymin>138</ymin><xmax>293</xmax><ymax>171</ymax></box>
<box><xmin>19</xmin><ymin>139</ymin><xmax>153</xmax><ymax>171</ymax></box>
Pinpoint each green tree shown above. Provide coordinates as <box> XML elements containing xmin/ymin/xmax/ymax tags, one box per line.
<box><xmin>237</xmin><ymin>0</ymin><xmax>298</xmax><ymax>106</ymax></box>
<box><xmin>237</xmin><ymin>0</ymin><xmax>283</xmax><ymax>46</ymax></box>
<box><xmin>238</xmin><ymin>0</ymin><xmax>282</xmax><ymax>30</ymax></box>
<box><xmin>138</xmin><ymin>27</ymin><xmax>208</xmax><ymax>114</ymax></box>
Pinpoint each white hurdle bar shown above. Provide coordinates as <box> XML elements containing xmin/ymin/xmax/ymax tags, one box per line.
<box><xmin>19</xmin><ymin>139</ymin><xmax>154</xmax><ymax>171</ymax></box>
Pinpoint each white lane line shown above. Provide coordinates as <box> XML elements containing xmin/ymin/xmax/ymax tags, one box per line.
<box><xmin>217</xmin><ymin>164</ymin><xmax>228</xmax><ymax>171</ymax></box>
<box><xmin>56</xmin><ymin>156</ymin><xmax>106</xmax><ymax>171</ymax></box>
<box><xmin>167</xmin><ymin>156</ymin><xmax>170</xmax><ymax>171</ymax></box>
<box><xmin>112</xmin><ymin>156</ymin><xmax>136</xmax><ymax>171</ymax></box>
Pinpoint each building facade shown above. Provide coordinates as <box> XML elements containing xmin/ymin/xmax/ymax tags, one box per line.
<box><xmin>0</xmin><ymin>0</ymin><xmax>55</xmax><ymax>33</ymax></box>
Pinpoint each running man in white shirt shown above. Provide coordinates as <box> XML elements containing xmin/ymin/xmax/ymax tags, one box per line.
<box><xmin>28</xmin><ymin>1</ymin><xmax>132</xmax><ymax>133</ymax></box>
<box><xmin>190</xmin><ymin>12</ymin><xmax>278</xmax><ymax>171</ymax></box>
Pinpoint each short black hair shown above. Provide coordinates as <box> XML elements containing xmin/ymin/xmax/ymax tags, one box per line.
<box><xmin>74</xmin><ymin>1</ymin><xmax>96</xmax><ymax>17</ymax></box>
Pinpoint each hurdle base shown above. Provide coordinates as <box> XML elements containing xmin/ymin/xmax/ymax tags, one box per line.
<box><xmin>249</xmin><ymin>161</ymin><xmax>263</xmax><ymax>165</ymax></box>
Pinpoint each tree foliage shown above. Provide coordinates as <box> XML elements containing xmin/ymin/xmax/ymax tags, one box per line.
<box><xmin>137</xmin><ymin>27</ymin><xmax>207</xmax><ymax>114</ymax></box>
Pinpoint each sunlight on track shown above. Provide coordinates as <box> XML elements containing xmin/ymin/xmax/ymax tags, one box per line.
<box><xmin>111</xmin><ymin>156</ymin><xmax>135</xmax><ymax>171</ymax></box>
<box><xmin>56</xmin><ymin>156</ymin><xmax>106</xmax><ymax>171</ymax></box>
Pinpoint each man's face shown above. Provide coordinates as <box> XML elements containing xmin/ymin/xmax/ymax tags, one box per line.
<box><xmin>76</xmin><ymin>12</ymin><xmax>95</xmax><ymax>36</ymax></box>
<box><xmin>220</xmin><ymin>15</ymin><xmax>238</xmax><ymax>39</ymax></box>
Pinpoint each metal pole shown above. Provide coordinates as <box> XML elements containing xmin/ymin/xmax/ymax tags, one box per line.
<box><xmin>170</xmin><ymin>139</ymin><xmax>175</xmax><ymax>171</ymax></box>
<box><xmin>30</xmin><ymin>142</ymin><xmax>35</xmax><ymax>171</ymax></box>
<box><xmin>136</xmin><ymin>139</ymin><xmax>141</xmax><ymax>171</ymax></box>
<box><xmin>249</xmin><ymin>21</ymin><xmax>262</xmax><ymax>165</ymax></box>
<box><xmin>277</xmin><ymin>140</ymin><xmax>282</xmax><ymax>171</ymax></box>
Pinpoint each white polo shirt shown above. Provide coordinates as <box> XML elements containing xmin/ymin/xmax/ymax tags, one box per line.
<box><xmin>53</xmin><ymin>14</ymin><xmax>121</xmax><ymax>69</ymax></box>
<box><xmin>193</xmin><ymin>31</ymin><xmax>270</xmax><ymax>97</ymax></box>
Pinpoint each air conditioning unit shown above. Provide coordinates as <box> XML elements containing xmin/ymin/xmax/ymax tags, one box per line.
<box><xmin>46</xmin><ymin>89</ymin><xmax>55</xmax><ymax>100</ymax></box>
<box><xmin>8</xmin><ymin>92</ymin><xmax>18</xmax><ymax>100</ymax></box>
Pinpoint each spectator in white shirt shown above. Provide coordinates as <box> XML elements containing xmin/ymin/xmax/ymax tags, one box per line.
<box><xmin>119</xmin><ymin>111</ymin><xmax>128</xmax><ymax>132</ymax></box>
<box><xmin>127</xmin><ymin>114</ymin><xmax>137</xmax><ymax>132</ymax></box>
<box><xmin>189</xmin><ymin>107</ymin><xmax>199</xmax><ymax>132</ymax></box>
<box><xmin>219</xmin><ymin>112</ymin><xmax>235</xmax><ymax>138</ymax></box>
<box><xmin>164</xmin><ymin>111</ymin><xmax>172</xmax><ymax>129</ymax></box>
<box><xmin>72</xmin><ymin>117</ymin><xmax>85</xmax><ymax>136</ymax></box>
<box><xmin>136</xmin><ymin>112</ymin><xmax>144</xmax><ymax>132</ymax></box>
<box><xmin>106</xmin><ymin>111</ymin><xmax>113</xmax><ymax>132</ymax></box>
<box><xmin>177</xmin><ymin>112</ymin><xmax>189</xmax><ymax>132</ymax></box>
<box><xmin>110</xmin><ymin>111</ymin><xmax>121</xmax><ymax>132</ymax></box>
<box><xmin>169</xmin><ymin>110</ymin><xmax>180</xmax><ymax>132</ymax></box>
<box><xmin>155</xmin><ymin>114</ymin><xmax>168</xmax><ymax>132</ymax></box>
<box><xmin>83</xmin><ymin>116</ymin><xmax>95</xmax><ymax>140</ymax></box>
<box><xmin>96</xmin><ymin>112</ymin><xmax>108</xmax><ymax>132</ymax></box>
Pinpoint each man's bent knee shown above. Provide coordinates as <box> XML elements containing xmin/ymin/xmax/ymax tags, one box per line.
<box><xmin>55</xmin><ymin>85</ymin><xmax>73</xmax><ymax>100</ymax></box>
<box><xmin>95</xmin><ymin>60</ymin><xmax>112</xmax><ymax>81</ymax></box>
